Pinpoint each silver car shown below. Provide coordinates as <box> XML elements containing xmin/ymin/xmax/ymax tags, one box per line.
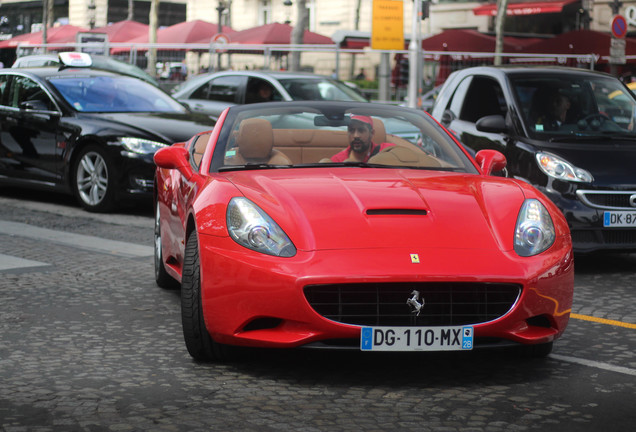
<box><xmin>171</xmin><ymin>70</ymin><xmax>368</xmax><ymax>118</ymax></box>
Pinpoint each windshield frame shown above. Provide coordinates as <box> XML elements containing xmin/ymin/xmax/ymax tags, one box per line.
<box><xmin>210</xmin><ymin>101</ymin><xmax>478</xmax><ymax>175</ymax></box>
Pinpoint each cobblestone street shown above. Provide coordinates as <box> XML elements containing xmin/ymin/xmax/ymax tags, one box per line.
<box><xmin>1</xmin><ymin>193</ymin><xmax>635</xmax><ymax>431</ymax></box>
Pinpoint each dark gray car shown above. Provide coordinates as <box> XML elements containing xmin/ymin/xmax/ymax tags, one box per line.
<box><xmin>171</xmin><ymin>70</ymin><xmax>368</xmax><ymax>118</ymax></box>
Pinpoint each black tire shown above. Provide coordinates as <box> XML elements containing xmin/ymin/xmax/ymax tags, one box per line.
<box><xmin>154</xmin><ymin>201</ymin><xmax>179</xmax><ymax>289</ymax></box>
<box><xmin>181</xmin><ymin>230</ymin><xmax>234</xmax><ymax>361</ymax></box>
<box><xmin>73</xmin><ymin>144</ymin><xmax>118</xmax><ymax>212</ymax></box>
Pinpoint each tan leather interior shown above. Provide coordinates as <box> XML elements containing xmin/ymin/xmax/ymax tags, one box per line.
<box><xmin>226</xmin><ymin>118</ymin><xmax>292</xmax><ymax>165</ymax></box>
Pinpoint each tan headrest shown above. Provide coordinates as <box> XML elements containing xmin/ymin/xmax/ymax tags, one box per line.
<box><xmin>372</xmin><ymin>117</ymin><xmax>386</xmax><ymax>143</ymax></box>
<box><xmin>236</xmin><ymin>118</ymin><xmax>273</xmax><ymax>160</ymax></box>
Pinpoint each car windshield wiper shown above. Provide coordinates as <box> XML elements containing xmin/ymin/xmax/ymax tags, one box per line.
<box><xmin>218</xmin><ymin>163</ymin><xmax>293</xmax><ymax>172</ymax></box>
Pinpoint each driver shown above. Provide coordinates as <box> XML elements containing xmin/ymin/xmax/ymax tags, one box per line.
<box><xmin>536</xmin><ymin>93</ymin><xmax>571</xmax><ymax>131</ymax></box>
<box><xmin>330</xmin><ymin>115</ymin><xmax>394</xmax><ymax>162</ymax></box>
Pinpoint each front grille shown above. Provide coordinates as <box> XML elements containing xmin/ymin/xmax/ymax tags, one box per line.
<box><xmin>576</xmin><ymin>190</ymin><xmax>636</xmax><ymax>210</ymax></box>
<box><xmin>602</xmin><ymin>229</ymin><xmax>636</xmax><ymax>245</ymax></box>
<box><xmin>571</xmin><ymin>229</ymin><xmax>636</xmax><ymax>250</ymax></box>
<box><xmin>304</xmin><ymin>282</ymin><xmax>521</xmax><ymax>327</ymax></box>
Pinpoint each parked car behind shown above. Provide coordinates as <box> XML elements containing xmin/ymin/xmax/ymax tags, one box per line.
<box><xmin>0</xmin><ymin>53</ymin><xmax>215</xmax><ymax>212</ymax></box>
<box><xmin>171</xmin><ymin>70</ymin><xmax>368</xmax><ymax>118</ymax></box>
<box><xmin>431</xmin><ymin>66</ymin><xmax>636</xmax><ymax>253</ymax></box>
<box><xmin>12</xmin><ymin>53</ymin><xmax>159</xmax><ymax>87</ymax></box>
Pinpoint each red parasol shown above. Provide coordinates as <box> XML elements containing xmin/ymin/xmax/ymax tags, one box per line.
<box><xmin>228</xmin><ymin>22</ymin><xmax>332</xmax><ymax>45</ymax></box>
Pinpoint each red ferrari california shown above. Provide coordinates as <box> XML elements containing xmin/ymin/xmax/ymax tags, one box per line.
<box><xmin>153</xmin><ymin>101</ymin><xmax>574</xmax><ymax>361</ymax></box>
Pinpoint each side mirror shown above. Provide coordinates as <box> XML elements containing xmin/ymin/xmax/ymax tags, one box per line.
<box><xmin>154</xmin><ymin>146</ymin><xmax>194</xmax><ymax>178</ymax></box>
<box><xmin>475</xmin><ymin>149</ymin><xmax>507</xmax><ymax>175</ymax></box>
<box><xmin>19</xmin><ymin>100</ymin><xmax>60</xmax><ymax>117</ymax></box>
<box><xmin>20</xmin><ymin>100</ymin><xmax>49</xmax><ymax>111</ymax></box>
<box><xmin>441</xmin><ymin>109</ymin><xmax>455</xmax><ymax>126</ymax></box>
<box><xmin>476</xmin><ymin>114</ymin><xmax>508</xmax><ymax>134</ymax></box>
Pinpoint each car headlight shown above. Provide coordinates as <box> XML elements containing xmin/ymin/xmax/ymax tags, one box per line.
<box><xmin>536</xmin><ymin>152</ymin><xmax>593</xmax><ymax>183</ymax></box>
<box><xmin>227</xmin><ymin>197</ymin><xmax>296</xmax><ymax>257</ymax></box>
<box><xmin>120</xmin><ymin>137</ymin><xmax>167</xmax><ymax>154</ymax></box>
<box><xmin>514</xmin><ymin>199</ymin><xmax>556</xmax><ymax>257</ymax></box>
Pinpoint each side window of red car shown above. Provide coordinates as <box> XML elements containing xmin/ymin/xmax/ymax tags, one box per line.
<box><xmin>190</xmin><ymin>133</ymin><xmax>212</xmax><ymax>170</ymax></box>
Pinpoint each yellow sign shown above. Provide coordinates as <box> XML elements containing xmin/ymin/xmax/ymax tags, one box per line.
<box><xmin>371</xmin><ymin>0</ymin><xmax>405</xmax><ymax>50</ymax></box>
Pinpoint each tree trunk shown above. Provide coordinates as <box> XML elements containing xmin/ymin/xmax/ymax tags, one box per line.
<box><xmin>42</xmin><ymin>0</ymin><xmax>54</xmax><ymax>46</ymax></box>
<box><xmin>127</xmin><ymin>0</ymin><xmax>134</xmax><ymax>21</ymax></box>
<box><xmin>494</xmin><ymin>0</ymin><xmax>508</xmax><ymax>66</ymax></box>
<box><xmin>148</xmin><ymin>0</ymin><xmax>159</xmax><ymax>77</ymax></box>
<box><xmin>289</xmin><ymin>0</ymin><xmax>308</xmax><ymax>71</ymax></box>
<box><xmin>349</xmin><ymin>0</ymin><xmax>362</xmax><ymax>79</ymax></box>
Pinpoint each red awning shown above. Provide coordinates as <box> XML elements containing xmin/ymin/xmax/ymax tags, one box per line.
<box><xmin>228</xmin><ymin>23</ymin><xmax>332</xmax><ymax>45</ymax></box>
<box><xmin>473</xmin><ymin>0</ymin><xmax>578</xmax><ymax>17</ymax></box>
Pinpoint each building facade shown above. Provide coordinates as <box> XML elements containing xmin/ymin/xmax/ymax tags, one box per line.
<box><xmin>1</xmin><ymin>1</ymin><xmax>636</xmax><ymax>79</ymax></box>
<box><xmin>2</xmin><ymin>1</ymin><xmax>635</xmax><ymax>42</ymax></box>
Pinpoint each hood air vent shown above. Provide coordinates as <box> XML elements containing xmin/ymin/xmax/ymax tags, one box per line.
<box><xmin>366</xmin><ymin>209</ymin><xmax>428</xmax><ymax>216</ymax></box>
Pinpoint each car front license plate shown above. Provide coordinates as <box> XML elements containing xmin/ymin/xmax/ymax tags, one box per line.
<box><xmin>603</xmin><ymin>211</ymin><xmax>636</xmax><ymax>227</ymax></box>
<box><xmin>360</xmin><ymin>326</ymin><xmax>473</xmax><ymax>351</ymax></box>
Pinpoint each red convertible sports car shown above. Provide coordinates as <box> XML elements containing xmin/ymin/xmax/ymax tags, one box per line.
<box><xmin>153</xmin><ymin>101</ymin><xmax>574</xmax><ymax>361</ymax></box>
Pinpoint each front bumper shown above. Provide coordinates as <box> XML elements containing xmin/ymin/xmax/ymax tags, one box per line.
<box><xmin>116</xmin><ymin>150</ymin><xmax>156</xmax><ymax>198</ymax></box>
<box><xmin>540</xmin><ymin>187</ymin><xmax>636</xmax><ymax>253</ymax></box>
<box><xmin>198</xmin><ymin>234</ymin><xmax>574</xmax><ymax>350</ymax></box>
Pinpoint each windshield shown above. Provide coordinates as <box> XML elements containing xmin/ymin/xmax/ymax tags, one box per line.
<box><xmin>510</xmin><ymin>74</ymin><xmax>636</xmax><ymax>139</ymax></box>
<box><xmin>278</xmin><ymin>78</ymin><xmax>368</xmax><ymax>102</ymax></box>
<box><xmin>212</xmin><ymin>103</ymin><xmax>477</xmax><ymax>174</ymax></box>
<box><xmin>49</xmin><ymin>75</ymin><xmax>187</xmax><ymax>113</ymax></box>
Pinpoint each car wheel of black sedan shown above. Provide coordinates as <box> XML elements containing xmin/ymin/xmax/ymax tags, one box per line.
<box><xmin>181</xmin><ymin>230</ymin><xmax>234</xmax><ymax>362</ymax></box>
<box><xmin>154</xmin><ymin>201</ymin><xmax>179</xmax><ymax>289</ymax></box>
<box><xmin>74</xmin><ymin>144</ymin><xmax>117</xmax><ymax>212</ymax></box>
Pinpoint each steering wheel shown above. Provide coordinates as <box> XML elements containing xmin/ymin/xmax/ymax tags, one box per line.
<box><xmin>579</xmin><ymin>113</ymin><xmax>611</xmax><ymax>130</ymax></box>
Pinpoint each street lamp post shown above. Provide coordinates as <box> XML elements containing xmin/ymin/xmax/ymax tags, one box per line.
<box><xmin>216</xmin><ymin>1</ymin><xmax>227</xmax><ymax>70</ymax></box>
<box><xmin>407</xmin><ymin>0</ymin><xmax>422</xmax><ymax>109</ymax></box>
<box><xmin>284</xmin><ymin>0</ymin><xmax>292</xmax><ymax>25</ymax></box>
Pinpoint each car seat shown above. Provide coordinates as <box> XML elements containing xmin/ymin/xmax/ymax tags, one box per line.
<box><xmin>225</xmin><ymin>118</ymin><xmax>292</xmax><ymax>165</ymax></box>
<box><xmin>371</xmin><ymin>117</ymin><xmax>387</xmax><ymax>143</ymax></box>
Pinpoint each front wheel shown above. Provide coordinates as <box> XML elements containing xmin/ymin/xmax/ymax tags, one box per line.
<box><xmin>181</xmin><ymin>230</ymin><xmax>234</xmax><ymax>361</ymax></box>
<box><xmin>73</xmin><ymin>144</ymin><xmax>117</xmax><ymax>212</ymax></box>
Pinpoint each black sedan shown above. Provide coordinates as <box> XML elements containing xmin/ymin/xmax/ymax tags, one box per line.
<box><xmin>431</xmin><ymin>66</ymin><xmax>636</xmax><ymax>253</ymax></box>
<box><xmin>0</xmin><ymin>65</ymin><xmax>215</xmax><ymax>212</ymax></box>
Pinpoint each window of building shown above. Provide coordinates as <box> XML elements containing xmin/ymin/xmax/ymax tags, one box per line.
<box><xmin>259</xmin><ymin>0</ymin><xmax>272</xmax><ymax>26</ymax></box>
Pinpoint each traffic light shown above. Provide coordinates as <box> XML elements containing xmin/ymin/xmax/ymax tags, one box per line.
<box><xmin>422</xmin><ymin>1</ymin><xmax>430</xmax><ymax>20</ymax></box>
<box><xmin>399</xmin><ymin>57</ymin><xmax>410</xmax><ymax>88</ymax></box>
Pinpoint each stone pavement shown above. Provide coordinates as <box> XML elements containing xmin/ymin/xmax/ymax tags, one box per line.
<box><xmin>0</xmin><ymin>194</ymin><xmax>635</xmax><ymax>431</ymax></box>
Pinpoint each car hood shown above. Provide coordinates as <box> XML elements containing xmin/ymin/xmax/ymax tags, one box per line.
<box><xmin>223</xmin><ymin>168</ymin><xmax>526</xmax><ymax>252</ymax></box>
<box><xmin>94</xmin><ymin>112</ymin><xmax>215</xmax><ymax>143</ymax></box>
<box><xmin>528</xmin><ymin>139</ymin><xmax>636</xmax><ymax>187</ymax></box>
